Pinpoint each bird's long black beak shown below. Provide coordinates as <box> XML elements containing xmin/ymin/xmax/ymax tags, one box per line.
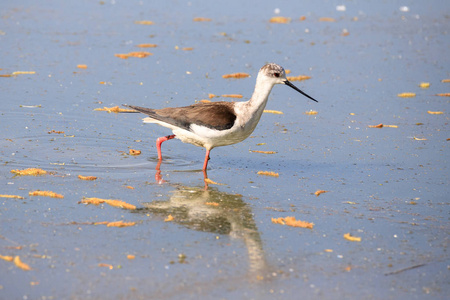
<box><xmin>284</xmin><ymin>80</ymin><xmax>318</xmax><ymax>102</ymax></box>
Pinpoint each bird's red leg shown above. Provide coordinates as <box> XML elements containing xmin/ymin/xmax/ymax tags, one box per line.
<box><xmin>202</xmin><ymin>150</ymin><xmax>210</xmax><ymax>190</ymax></box>
<box><xmin>202</xmin><ymin>149</ymin><xmax>210</xmax><ymax>171</ymax></box>
<box><xmin>156</xmin><ymin>135</ymin><xmax>175</xmax><ymax>160</ymax></box>
<box><xmin>155</xmin><ymin>160</ymin><xmax>165</xmax><ymax>184</ymax></box>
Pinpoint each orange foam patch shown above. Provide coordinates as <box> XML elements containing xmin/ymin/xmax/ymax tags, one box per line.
<box><xmin>0</xmin><ymin>194</ymin><xmax>24</xmax><ymax>199</ymax></box>
<box><xmin>314</xmin><ymin>190</ymin><xmax>329</xmax><ymax>196</ymax></box>
<box><xmin>81</xmin><ymin>197</ymin><xmax>136</xmax><ymax>210</ymax></box>
<box><xmin>11</xmin><ymin>168</ymin><xmax>47</xmax><ymax>176</ymax></box>
<box><xmin>129</xmin><ymin>149</ymin><xmax>141</xmax><ymax>155</ymax></box>
<box><xmin>78</xmin><ymin>175</ymin><xmax>97</xmax><ymax>181</ymax></box>
<box><xmin>94</xmin><ymin>106</ymin><xmax>137</xmax><ymax>113</ymax></box>
<box><xmin>271</xmin><ymin>216</ymin><xmax>314</xmax><ymax>229</ymax></box>
<box><xmin>193</xmin><ymin>17</ymin><xmax>212</xmax><ymax>22</ymax></box>
<box><xmin>106</xmin><ymin>221</ymin><xmax>136</xmax><ymax>227</ymax></box>
<box><xmin>29</xmin><ymin>190</ymin><xmax>64</xmax><ymax>199</ymax></box>
<box><xmin>287</xmin><ymin>75</ymin><xmax>311</xmax><ymax>81</ymax></box>
<box><xmin>14</xmin><ymin>256</ymin><xmax>32</xmax><ymax>271</ymax></box>
<box><xmin>257</xmin><ymin>171</ymin><xmax>279</xmax><ymax>177</ymax></box>
<box><xmin>222</xmin><ymin>72</ymin><xmax>250</xmax><ymax>79</ymax></box>
<box><xmin>269</xmin><ymin>16</ymin><xmax>291</xmax><ymax>23</ymax></box>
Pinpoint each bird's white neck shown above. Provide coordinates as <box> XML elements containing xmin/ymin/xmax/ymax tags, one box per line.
<box><xmin>234</xmin><ymin>75</ymin><xmax>276</xmax><ymax>133</ymax></box>
<box><xmin>245</xmin><ymin>76</ymin><xmax>276</xmax><ymax>120</ymax></box>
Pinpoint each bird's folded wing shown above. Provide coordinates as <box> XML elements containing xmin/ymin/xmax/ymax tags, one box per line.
<box><xmin>123</xmin><ymin>103</ymin><xmax>237</xmax><ymax>131</ymax></box>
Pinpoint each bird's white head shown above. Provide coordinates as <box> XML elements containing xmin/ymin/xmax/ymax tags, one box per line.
<box><xmin>258</xmin><ymin>63</ymin><xmax>318</xmax><ymax>102</ymax></box>
<box><xmin>258</xmin><ymin>63</ymin><xmax>288</xmax><ymax>85</ymax></box>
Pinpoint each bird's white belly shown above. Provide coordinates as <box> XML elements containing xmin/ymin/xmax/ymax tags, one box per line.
<box><xmin>174</xmin><ymin>123</ymin><xmax>254</xmax><ymax>150</ymax></box>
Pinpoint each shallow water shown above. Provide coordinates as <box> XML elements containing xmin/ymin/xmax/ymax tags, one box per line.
<box><xmin>1</xmin><ymin>1</ymin><xmax>449</xmax><ymax>299</ymax></box>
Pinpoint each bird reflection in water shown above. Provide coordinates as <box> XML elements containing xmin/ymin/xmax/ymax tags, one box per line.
<box><xmin>137</xmin><ymin>185</ymin><xmax>268</xmax><ymax>279</ymax></box>
<box><xmin>155</xmin><ymin>160</ymin><xmax>213</xmax><ymax>190</ymax></box>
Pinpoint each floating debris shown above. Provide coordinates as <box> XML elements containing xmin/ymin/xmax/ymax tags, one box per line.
<box><xmin>314</xmin><ymin>190</ymin><xmax>329</xmax><ymax>196</ymax></box>
<box><xmin>94</xmin><ymin>106</ymin><xmax>137</xmax><ymax>113</ymax></box>
<box><xmin>0</xmin><ymin>194</ymin><xmax>24</xmax><ymax>199</ymax></box>
<box><xmin>11</xmin><ymin>168</ymin><xmax>47</xmax><ymax>176</ymax></box>
<box><xmin>134</xmin><ymin>20</ymin><xmax>154</xmax><ymax>25</ymax></box>
<box><xmin>222</xmin><ymin>72</ymin><xmax>250</xmax><ymax>79</ymax></box>
<box><xmin>343</xmin><ymin>233</ymin><xmax>361</xmax><ymax>242</ymax></box>
<box><xmin>271</xmin><ymin>216</ymin><xmax>314</xmax><ymax>229</ymax></box>
<box><xmin>129</xmin><ymin>149</ymin><xmax>141</xmax><ymax>155</ymax></box>
<box><xmin>269</xmin><ymin>16</ymin><xmax>291</xmax><ymax>24</ymax></box>
<box><xmin>397</xmin><ymin>92</ymin><xmax>416</xmax><ymax>98</ymax></box>
<box><xmin>78</xmin><ymin>175</ymin><xmax>97</xmax><ymax>181</ymax></box>
<box><xmin>80</xmin><ymin>197</ymin><xmax>136</xmax><ymax>210</ymax></box>
<box><xmin>257</xmin><ymin>171</ymin><xmax>279</xmax><ymax>177</ymax></box>
<box><xmin>263</xmin><ymin>110</ymin><xmax>283</xmax><ymax>114</ymax></box>
<box><xmin>29</xmin><ymin>190</ymin><xmax>64</xmax><ymax>199</ymax></box>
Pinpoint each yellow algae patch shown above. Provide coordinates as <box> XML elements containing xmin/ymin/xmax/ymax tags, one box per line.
<box><xmin>257</xmin><ymin>171</ymin><xmax>279</xmax><ymax>177</ymax></box>
<box><xmin>129</xmin><ymin>149</ymin><xmax>141</xmax><ymax>155</ymax></box>
<box><xmin>114</xmin><ymin>54</ymin><xmax>130</xmax><ymax>59</ymax></box>
<box><xmin>78</xmin><ymin>175</ymin><xmax>97</xmax><ymax>181</ymax></box>
<box><xmin>94</xmin><ymin>106</ymin><xmax>137</xmax><ymax>113</ymax></box>
<box><xmin>250</xmin><ymin>150</ymin><xmax>277</xmax><ymax>154</ymax></box>
<box><xmin>164</xmin><ymin>215</ymin><xmax>174</xmax><ymax>222</ymax></box>
<box><xmin>12</xmin><ymin>71</ymin><xmax>36</xmax><ymax>75</ymax></box>
<box><xmin>287</xmin><ymin>75</ymin><xmax>311</xmax><ymax>81</ymax></box>
<box><xmin>134</xmin><ymin>20</ymin><xmax>154</xmax><ymax>25</ymax></box>
<box><xmin>93</xmin><ymin>221</ymin><xmax>109</xmax><ymax>225</ymax></box>
<box><xmin>314</xmin><ymin>190</ymin><xmax>329</xmax><ymax>196</ymax></box>
<box><xmin>343</xmin><ymin>233</ymin><xmax>361</xmax><ymax>242</ymax></box>
<box><xmin>11</xmin><ymin>168</ymin><xmax>47</xmax><ymax>176</ymax></box>
<box><xmin>271</xmin><ymin>216</ymin><xmax>314</xmax><ymax>229</ymax></box>
<box><xmin>136</xmin><ymin>43</ymin><xmax>157</xmax><ymax>48</ymax></box>
<box><xmin>0</xmin><ymin>255</ymin><xmax>14</xmax><ymax>262</ymax></box>
<box><xmin>304</xmin><ymin>110</ymin><xmax>318</xmax><ymax>115</ymax></box>
<box><xmin>368</xmin><ymin>123</ymin><xmax>398</xmax><ymax>128</ymax></box>
<box><xmin>106</xmin><ymin>221</ymin><xmax>136</xmax><ymax>228</ymax></box>
<box><xmin>0</xmin><ymin>194</ymin><xmax>24</xmax><ymax>199</ymax></box>
<box><xmin>397</xmin><ymin>92</ymin><xmax>416</xmax><ymax>98</ymax></box>
<box><xmin>48</xmin><ymin>130</ymin><xmax>64</xmax><ymax>134</ymax></box>
<box><xmin>204</xmin><ymin>178</ymin><xmax>226</xmax><ymax>185</ymax></box>
<box><xmin>14</xmin><ymin>256</ymin><xmax>32</xmax><ymax>271</ymax></box>
<box><xmin>319</xmin><ymin>17</ymin><xmax>336</xmax><ymax>22</ymax></box>
<box><xmin>98</xmin><ymin>263</ymin><xmax>114</xmax><ymax>269</ymax></box>
<box><xmin>29</xmin><ymin>190</ymin><xmax>64</xmax><ymax>199</ymax></box>
<box><xmin>193</xmin><ymin>17</ymin><xmax>212</xmax><ymax>22</ymax></box>
<box><xmin>127</xmin><ymin>51</ymin><xmax>152</xmax><ymax>58</ymax></box>
<box><xmin>114</xmin><ymin>52</ymin><xmax>152</xmax><ymax>59</ymax></box>
<box><xmin>221</xmin><ymin>94</ymin><xmax>243</xmax><ymax>98</ymax></box>
<box><xmin>81</xmin><ymin>197</ymin><xmax>136</xmax><ymax>210</ymax></box>
<box><xmin>263</xmin><ymin>110</ymin><xmax>283</xmax><ymax>114</ymax></box>
<box><xmin>269</xmin><ymin>16</ymin><xmax>291</xmax><ymax>24</ymax></box>
<box><xmin>419</xmin><ymin>82</ymin><xmax>430</xmax><ymax>88</ymax></box>
<box><xmin>222</xmin><ymin>72</ymin><xmax>250</xmax><ymax>79</ymax></box>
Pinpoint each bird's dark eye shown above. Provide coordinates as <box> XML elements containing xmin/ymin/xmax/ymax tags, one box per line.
<box><xmin>274</xmin><ymin>72</ymin><xmax>280</xmax><ymax>77</ymax></box>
